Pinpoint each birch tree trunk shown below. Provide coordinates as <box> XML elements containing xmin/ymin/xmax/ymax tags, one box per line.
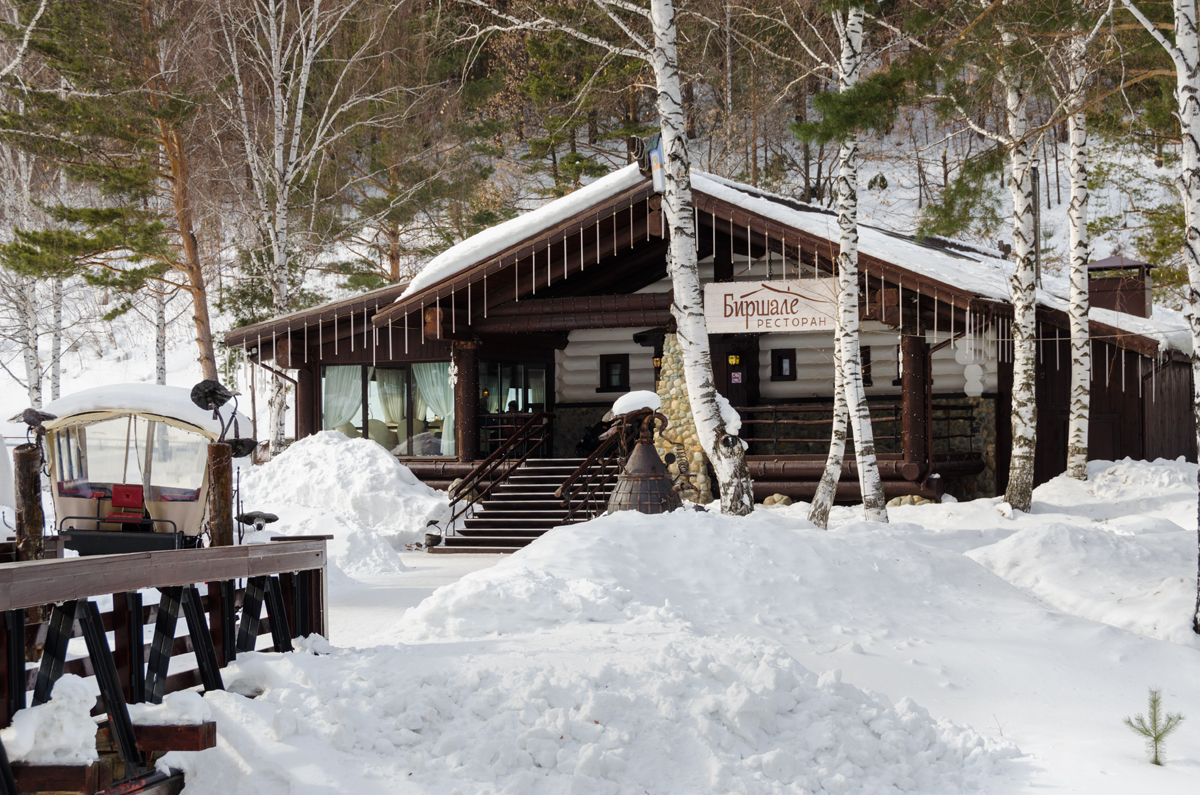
<box><xmin>808</xmin><ymin>6</ymin><xmax>888</xmax><ymax>524</ymax></box>
<box><xmin>19</xmin><ymin>275</ymin><xmax>39</xmax><ymax>408</ymax></box>
<box><xmin>155</xmin><ymin>288</ymin><xmax>167</xmax><ymax>385</ymax></box>
<box><xmin>1065</xmin><ymin>33</ymin><xmax>1092</xmax><ymax>480</ymax></box>
<box><xmin>809</xmin><ymin>332</ymin><xmax>848</xmax><ymax>528</ymax></box>
<box><xmin>1119</xmin><ymin>0</ymin><xmax>1200</xmax><ymax>634</ymax></box>
<box><xmin>651</xmin><ymin>0</ymin><xmax>753</xmax><ymax>514</ymax></box>
<box><xmin>49</xmin><ymin>277</ymin><xmax>61</xmax><ymax>401</ymax></box>
<box><xmin>1002</xmin><ymin>32</ymin><xmax>1039</xmax><ymax>513</ymax></box>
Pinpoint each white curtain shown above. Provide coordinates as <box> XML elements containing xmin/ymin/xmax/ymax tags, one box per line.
<box><xmin>376</xmin><ymin>369</ymin><xmax>407</xmax><ymax>426</ymax></box>
<box><xmin>412</xmin><ymin>362</ymin><xmax>455</xmax><ymax>455</ymax></box>
<box><xmin>529</xmin><ymin>368</ymin><xmax>546</xmax><ymax>410</ymax></box>
<box><xmin>322</xmin><ymin>366</ymin><xmax>361</xmax><ymax>429</ymax></box>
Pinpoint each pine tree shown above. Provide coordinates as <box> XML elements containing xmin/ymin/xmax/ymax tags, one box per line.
<box><xmin>1124</xmin><ymin>688</ymin><xmax>1185</xmax><ymax>765</ymax></box>
<box><xmin>0</xmin><ymin>0</ymin><xmax>221</xmax><ymax>380</ymax></box>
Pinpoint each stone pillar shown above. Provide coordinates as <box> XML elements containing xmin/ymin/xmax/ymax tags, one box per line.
<box><xmin>453</xmin><ymin>340</ymin><xmax>481</xmax><ymax>462</ymax></box>
<box><xmin>653</xmin><ymin>333</ymin><xmax>712</xmax><ymax>503</ymax></box>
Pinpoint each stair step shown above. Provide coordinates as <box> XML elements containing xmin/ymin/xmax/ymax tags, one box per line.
<box><xmin>443</xmin><ymin>535</ymin><xmax>535</xmax><ymax>548</ymax></box>
<box><xmin>455</xmin><ymin>528</ymin><xmax>548</xmax><ymax>538</ymax></box>
<box><xmin>428</xmin><ymin>545</ymin><xmax>517</xmax><ymax>555</ymax></box>
<box><xmin>464</xmin><ymin>518</ymin><xmax>566</xmax><ymax>530</ymax></box>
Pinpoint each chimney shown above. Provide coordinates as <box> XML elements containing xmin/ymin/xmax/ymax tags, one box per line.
<box><xmin>1087</xmin><ymin>256</ymin><xmax>1153</xmax><ymax>318</ymax></box>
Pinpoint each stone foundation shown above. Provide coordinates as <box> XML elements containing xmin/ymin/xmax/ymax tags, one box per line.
<box><xmin>653</xmin><ymin>334</ymin><xmax>712</xmax><ymax>503</ymax></box>
<box><xmin>931</xmin><ymin>395</ymin><xmax>997</xmax><ymax>499</ymax></box>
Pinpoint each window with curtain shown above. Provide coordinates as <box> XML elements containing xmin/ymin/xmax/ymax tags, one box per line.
<box><xmin>322</xmin><ymin>365</ymin><xmax>363</xmax><ymax>438</ymax></box>
<box><xmin>412</xmin><ymin>362</ymin><xmax>455</xmax><ymax>456</ymax></box>
<box><xmin>323</xmin><ymin>363</ymin><xmax>453</xmax><ymax>457</ymax></box>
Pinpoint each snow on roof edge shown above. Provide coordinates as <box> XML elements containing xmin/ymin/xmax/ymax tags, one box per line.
<box><xmin>396</xmin><ymin>165</ymin><xmax>648</xmax><ymax>303</ymax></box>
<box><xmin>42</xmin><ymin>384</ymin><xmax>252</xmax><ymax>439</ymax></box>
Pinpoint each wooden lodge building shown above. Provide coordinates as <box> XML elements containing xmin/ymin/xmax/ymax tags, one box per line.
<box><xmin>224</xmin><ymin>165</ymin><xmax>1194</xmax><ymax>508</ymax></box>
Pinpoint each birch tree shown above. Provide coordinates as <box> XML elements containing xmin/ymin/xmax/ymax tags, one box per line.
<box><xmin>215</xmin><ymin>0</ymin><xmax>396</xmax><ymax>453</ymax></box>
<box><xmin>1043</xmin><ymin>3</ymin><xmax>1114</xmax><ymax>479</ymax></box>
<box><xmin>1118</xmin><ymin>0</ymin><xmax>1200</xmax><ymax>633</ymax></box>
<box><xmin>776</xmin><ymin>4</ymin><xmax>888</xmax><ymax>526</ymax></box>
<box><xmin>461</xmin><ymin>0</ymin><xmax>755</xmax><ymax>514</ymax></box>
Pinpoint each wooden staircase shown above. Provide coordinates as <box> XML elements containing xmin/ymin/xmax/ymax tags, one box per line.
<box><xmin>433</xmin><ymin>458</ymin><xmax>614</xmax><ymax>553</ymax></box>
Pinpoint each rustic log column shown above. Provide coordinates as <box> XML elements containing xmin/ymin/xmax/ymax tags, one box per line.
<box><xmin>453</xmin><ymin>340</ymin><xmax>481</xmax><ymax>462</ymax></box>
<box><xmin>296</xmin><ymin>365</ymin><xmax>316</xmax><ymax>440</ymax></box>
<box><xmin>13</xmin><ymin>443</ymin><xmax>44</xmax><ymax>561</ymax></box>
<box><xmin>900</xmin><ymin>329</ymin><xmax>929</xmax><ymax>467</ymax></box>
<box><xmin>208</xmin><ymin>443</ymin><xmax>234</xmax><ymax>547</ymax></box>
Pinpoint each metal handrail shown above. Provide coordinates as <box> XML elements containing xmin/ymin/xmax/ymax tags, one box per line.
<box><xmin>556</xmin><ymin>417</ymin><xmax>640</xmax><ymax>523</ymax></box>
<box><xmin>443</xmin><ymin>412</ymin><xmax>552</xmax><ymax>533</ymax></box>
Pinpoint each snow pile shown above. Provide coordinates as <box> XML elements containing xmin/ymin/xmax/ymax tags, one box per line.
<box><xmin>127</xmin><ymin>691</ymin><xmax>212</xmax><ymax>726</ymax></box>
<box><xmin>240</xmin><ymin>431</ymin><xmax>448</xmax><ymax>577</ymax></box>
<box><xmin>0</xmin><ymin>675</ymin><xmax>99</xmax><ymax>764</ymax></box>
<box><xmin>610</xmin><ymin>390</ymin><xmax>660</xmax><ymax>416</ymax></box>
<box><xmin>401</xmin><ymin>569</ymin><xmax>689</xmax><ymax>640</ymax></box>
<box><xmin>166</xmin><ymin>633</ymin><xmax>1015</xmax><ymax>795</ymax></box>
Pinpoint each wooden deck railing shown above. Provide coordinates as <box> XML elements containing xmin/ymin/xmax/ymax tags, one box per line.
<box><xmin>0</xmin><ymin>539</ymin><xmax>328</xmax><ymax>791</ymax></box>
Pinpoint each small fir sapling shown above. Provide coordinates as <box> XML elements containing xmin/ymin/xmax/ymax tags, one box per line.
<box><xmin>1124</xmin><ymin>688</ymin><xmax>1185</xmax><ymax>765</ymax></box>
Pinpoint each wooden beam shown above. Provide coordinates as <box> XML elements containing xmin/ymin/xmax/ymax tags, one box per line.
<box><xmin>486</xmin><ymin>293</ymin><xmax>672</xmax><ymax>317</ymax></box>
<box><xmin>471</xmin><ymin>309</ymin><xmax>674</xmax><ymax>333</ymax></box>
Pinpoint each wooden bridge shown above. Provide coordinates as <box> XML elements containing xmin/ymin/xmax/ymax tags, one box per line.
<box><xmin>0</xmin><ymin>537</ymin><xmax>328</xmax><ymax>794</ymax></box>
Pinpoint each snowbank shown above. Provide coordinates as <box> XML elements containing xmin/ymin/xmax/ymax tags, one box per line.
<box><xmin>0</xmin><ymin>675</ymin><xmax>99</xmax><ymax>764</ymax></box>
<box><xmin>240</xmin><ymin>432</ymin><xmax>448</xmax><ymax>578</ymax></box>
<box><xmin>165</xmin><ymin>633</ymin><xmax>1015</xmax><ymax>795</ymax></box>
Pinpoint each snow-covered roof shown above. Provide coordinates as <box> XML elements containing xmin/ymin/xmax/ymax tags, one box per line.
<box><xmin>366</xmin><ymin>162</ymin><xmax>1187</xmax><ymax>356</ymax></box>
<box><xmin>691</xmin><ymin>173</ymin><xmax>1191</xmax><ymax>355</ymax></box>
<box><xmin>42</xmin><ymin>384</ymin><xmax>250</xmax><ymax>439</ymax></box>
<box><xmin>397</xmin><ymin>165</ymin><xmax>648</xmax><ymax>301</ymax></box>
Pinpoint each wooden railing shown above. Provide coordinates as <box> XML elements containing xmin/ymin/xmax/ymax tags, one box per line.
<box><xmin>0</xmin><ymin>539</ymin><xmax>327</xmax><ymax>791</ymax></box>
<box><xmin>443</xmin><ymin>412</ymin><xmax>552</xmax><ymax>534</ymax></box>
<box><xmin>739</xmin><ymin>403</ymin><xmax>903</xmax><ymax>455</ymax></box>
<box><xmin>554</xmin><ymin>424</ymin><xmax>632</xmax><ymax>523</ymax></box>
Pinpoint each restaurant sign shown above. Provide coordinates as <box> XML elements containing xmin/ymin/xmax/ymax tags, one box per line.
<box><xmin>704</xmin><ymin>279</ymin><xmax>838</xmax><ymax>333</ymax></box>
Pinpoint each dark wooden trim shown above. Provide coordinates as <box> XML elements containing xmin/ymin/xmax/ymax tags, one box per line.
<box><xmin>471</xmin><ymin>309</ymin><xmax>674</xmax><ymax>334</ymax></box>
<box><xmin>224</xmin><ymin>282</ymin><xmax>409</xmax><ymax>348</ymax></box>
<box><xmin>486</xmin><ymin>293</ymin><xmax>672</xmax><ymax>317</ymax></box>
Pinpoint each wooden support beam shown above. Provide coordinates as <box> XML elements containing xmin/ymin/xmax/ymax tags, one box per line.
<box><xmin>471</xmin><ymin>309</ymin><xmax>674</xmax><ymax>334</ymax></box>
<box><xmin>12</xmin><ymin>761</ymin><xmax>113</xmax><ymax>795</ymax></box>
<box><xmin>486</xmin><ymin>293</ymin><xmax>672</xmax><ymax>317</ymax></box>
<box><xmin>101</xmin><ymin>721</ymin><xmax>217</xmax><ymax>753</ymax></box>
<box><xmin>453</xmin><ymin>340</ymin><xmax>481</xmax><ymax>462</ymax></box>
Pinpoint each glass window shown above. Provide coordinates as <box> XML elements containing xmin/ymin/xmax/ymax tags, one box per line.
<box><xmin>53</xmin><ymin>416</ymin><xmax>206</xmax><ymax>501</ymax></box>
<box><xmin>147</xmin><ymin>422</ymin><xmax>207</xmax><ymax>498</ymax></box>
<box><xmin>322</xmin><ymin>365</ymin><xmax>364</xmax><ymax>438</ymax></box>
<box><xmin>322</xmin><ymin>363</ymin><xmax>452</xmax><ymax>457</ymax></box>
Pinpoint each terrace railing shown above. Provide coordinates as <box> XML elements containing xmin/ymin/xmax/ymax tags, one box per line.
<box><xmin>0</xmin><ymin>538</ymin><xmax>328</xmax><ymax>793</ymax></box>
<box><xmin>739</xmin><ymin>403</ymin><xmax>903</xmax><ymax>456</ymax></box>
<box><xmin>444</xmin><ymin>412</ymin><xmax>553</xmax><ymax>534</ymax></box>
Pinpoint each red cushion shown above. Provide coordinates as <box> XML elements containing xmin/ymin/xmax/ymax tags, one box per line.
<box><xmin>105</xmin><ymin>512</ymin><xmax>146</xmax><ymax>522</ymax></box>
<box><xmin>111</xmin><ymin>484</ymin><xmax>144</xmax><ymax>510</ymax></box>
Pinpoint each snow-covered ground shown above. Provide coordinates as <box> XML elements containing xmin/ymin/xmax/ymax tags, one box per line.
<box><xmin>133</xmin><ymin>447</ymin><xmax>1200</xmax><ymax>794</ymax></box>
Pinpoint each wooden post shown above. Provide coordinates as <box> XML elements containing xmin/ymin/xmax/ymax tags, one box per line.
<box><xmin>296</xmin><ymin>366</ymin><xmax>316</xmax><ymax>440</ymax></box>
<box><xmin>13</xmin><ymin>444</ymin><xmax>44</xmax><ymax>562</ymax></box>
<box><xmin>207</xmin><ymin>443</ymin><xmax>234</xmax><ymax>547</ymax></box>
<box><xmin>900</xmin><ymin>329</ymin><xmax>929</xmax><ymax>467</ymax></box>
<box><xmin>453</xmin><ymin>340</ymin><xmax>481</xmax><ymax>462</ymax></box>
